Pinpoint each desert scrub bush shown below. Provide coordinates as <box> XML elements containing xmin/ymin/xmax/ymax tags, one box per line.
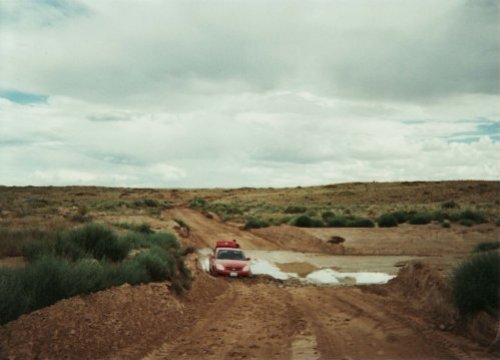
<box><xmin>284</xmin><ymin>205</ymin><xmax>307</xmax><ymax>214</ymax></box>
<box><xmin>0</xmin><ymin>227</ymin><xmax>54</xmax><ymax>258</ymax></box>
<box><xmin>189</xmin><ymin>196</ymin><xmax>207</xmax><ymax>209</ymax></box>
<box><xmin>326</xmin><ymin>216</ymin><xmax>347</xmax><ymax>227</ymax></box>
<box><xmin>131</xmin><ymin>246</ymin><xmax>176</xmax><ymax>281</ymax></box>
<box><xmin>94</xmin><ymin>200</ymin><xmax>127</xmax><ymax>211</ymax></box>
<box><xmin>173</xmin><ymin>218</ymin><xmax>190</xmax><ymax>230</ymax></box>
<box><xmin>346</xmin><ymin>217</ymin><xmax>375</xmax><ymax>228</ymax></box>
<box><xmin>450</xmin><ymin>209</ymin><xmax>486</xmax><ymax>224</ymax></box>
<box><xmin>0</xmin><ymin>232</ymin><xmax>189</xmax><ymax>325</ymax></box>
<box><xmin>377</xmin><ymin>213</ymin><xmax>399</xmax><ymax>227</ymax></box>
<box><xmin>431</xmin><ymin>211</ymin><xmax>450</xmax><ymax>223</ymax></box>
<box><xmin>451</xmin><ymin>252</ymin><xmax>500</xmax><ymax>316</ymax></box>
<box><xmin>389</xmin><ymin>210</ymin><xmax>410</xmax><ymax>224</ymax></box>
<box><xmin>208</xmin><ymin>202</ymin><xmax>245</xmax><ymax>216</ymax></box>
<box><xmin>472</xmin><ymin>241</ymin><xmax>500</xmax><ymax>253</ymax></box>
<box><xmin>244</xmin><ymin>217</ymin><xmax>270</xmax><ymax>230</ymax></box>
<box><xmin>409</xmin><ymin>212</ymin><xmax>433</xmax><ymax>225</ymax></box>
<box><xmin>55</xmin><ymin>223</ymin><xmax>130</xmax><ymax>262</ymax></box>
<box><xmin>114</xmin><ymin>222</ymin><xmax>154</xmax><ymax>234</ymax></box>
<box><xmin>289</xmin><ymin>215</ymin><xmax>324</xmax><ymax>228</ymax></box>
<box><xmin>321</xmin><ymin>210</ymin><xmax>336</xmax><ymax>221</ymax></box>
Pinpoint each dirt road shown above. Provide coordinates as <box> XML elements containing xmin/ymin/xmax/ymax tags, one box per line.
<box><xmin>143</xmin><ymin>273</ymin><xmax>488</xmax><ymax>360</ymax></box>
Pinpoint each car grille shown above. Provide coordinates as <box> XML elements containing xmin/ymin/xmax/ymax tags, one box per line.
<box><xmin>225</xmin><ymin>266</ymin><xmax>242</xmax><ymax>271</ymax></box>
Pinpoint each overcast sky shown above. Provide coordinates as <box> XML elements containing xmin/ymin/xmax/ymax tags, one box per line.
<box><xmin>0</xmin><ymin>0</ymin><xmax>498</xmax><ymax>188</ymax></box>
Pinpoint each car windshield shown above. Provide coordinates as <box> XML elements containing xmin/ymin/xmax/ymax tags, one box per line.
<box><xmin>216</xmin><ymin>249</ymin><xmax>246</xmax><ymax>260</ymax></box>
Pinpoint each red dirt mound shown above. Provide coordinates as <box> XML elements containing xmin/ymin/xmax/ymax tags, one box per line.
<box><xmin>250</xmin><ymin>224</ymin><xmax>344</xmax><ymax>254</ymax></box>
<box><xmin>388</xmin><ymin>261</ymin><xmax>456</xmax><ymax>325</ymax></box>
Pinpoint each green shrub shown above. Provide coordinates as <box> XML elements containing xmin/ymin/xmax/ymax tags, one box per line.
<box><xmin>450</xmin><ymin>209</ymin><xmax>486</xmax><ymax>224</ymax></box>
<box><xmin>409</xmin><ymin>212</ymin><xmax>433</xmax><ymax>225</ymax></box>
<box><xmin>347</xmin><ymin>217</ymin><xmax>375</xmax><ymax>228</ymax></box>
<box><xmin>377</xmin><ymin>214</ymin><xmax>399</xmax><ymax>227</ymax></box>
<box><xmin>148</xmin><ymin>233</ymin><xmax>180</xmax><ymax>251</ymax></box>
<box><xmin>143</xmin><ymin>199</ymin><xmax>160</xmax><ymax>207</ymax></box>
<box><xmin>21</xmin><ymin>238</ymin><xmax>55</xmax><ymax>262</ymax></box>
<box><xmin>0</xmin><ymin>227</ymin><xmax>189</xmax><ymax>325</ymax></box>
<box><xmin>390</xmin><ymin>211</ymin><xmax>410</xmax><ymax>224</ymax></box>
<box><xmin>173</xmin><ymin>218</ymin><xmax>190</xmax><ymax>229</ymax></box>
<box><xmin>284</xmin><ymin>206</ymin><xmax>307</xmax><ymax>214</ymax></box>
<box><xmin>56</xmin><ymin>223</ymin><xmax>130</xmax><ymax>262</ymax></box>
<box><xmin>452</xmin><ymin>252</ymin><xmax>500</xmax><ymax>315</ymax></box>
<box><xmin>0</xmin><ymin>227</ymin><xmax>54</xmax><ymax>258</ymax></box>
<box><xmin>431</xmin><ymin>211</ymin><xmax>450</xmax><ymax>223</ymax></box>
<box><xmin>326</xmin><ymin>216</ymin><xmax>347</xmax><ymax>227</ymax></box>
<box><xmin>189</xmin><ymin>197</ymin><xmax>207</xmax><ymax>209</ymax></box>
<box><xmin>136</xmin><ymin>223</ymin><xmax>154</xmax><ymax>234</ymax></box>
<box><xmin>472</xmin><ymin>241</ymin><xmax>500</xmax><ymax>253</ymax></box>
<box><xmin>441</xmin><ymin>220</ymin><xmax>451</xmax><ymax>228</ymax></box>
<box><xmin>114</xmin><ymin>222</ymin><xmax>154</xmax><ymax>234</ymax></box>
<box><xmin>459</xmin><ymin>209</ymin><xmax>486</xmax><ymax>224</ymax></box>
<box><xmin>321</xmin><ymin>211</ymin><xmax>336</xmax><ymax>221</ymax></box>
<box><xmin>290</xmin><ymin>215</ymin><xmax>324</xmax><ymax>228</ymax></box>
<box><xmin>244</xmin><ymin>218</ymin><xmax>270</xmax><ymax>230</ymax></box>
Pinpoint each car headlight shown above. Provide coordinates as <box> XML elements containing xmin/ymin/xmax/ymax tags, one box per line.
<box><xmin>215</xmin><ymin>263</ymin><xmax>225</xmax><ymax>271</ymax></box>
<box><xmin>243</xmin><ymin>265</ymin><xmax>250</xmax><ymax>272</ymax></box>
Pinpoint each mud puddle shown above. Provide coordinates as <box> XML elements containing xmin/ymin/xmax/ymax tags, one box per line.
<box><xmin>198</xmin><ymin>249</ymin><xmax>430</xmax><ymax>286</ymax></box>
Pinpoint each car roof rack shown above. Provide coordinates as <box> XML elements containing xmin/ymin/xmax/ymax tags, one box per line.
<box><xmin>215</xmin><ymin>240</ymin><xmax>239</xmax><ymax>249</ymax></box>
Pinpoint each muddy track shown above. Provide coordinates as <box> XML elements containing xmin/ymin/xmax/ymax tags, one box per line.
<box><xmin>141</xmin><ymin>278</ymin><xmax>490</xmax><ymax>360</ymax></box>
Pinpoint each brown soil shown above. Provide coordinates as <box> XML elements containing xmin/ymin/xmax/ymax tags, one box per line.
<box><xmin>305</xmin><ymin>223</ymin><xmax>500</xmax><ymax>256</ymax></box>
<box><xmin>1</xmin><ymin>207</ymin><xmax>499</xmax><ymax>359</ymax></box>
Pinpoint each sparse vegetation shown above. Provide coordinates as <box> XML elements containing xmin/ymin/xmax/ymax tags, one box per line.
<box><xmin>451</xmin><ymin>252</ymin><xmax>500</xmax><ymax>316</ymax></box>
<box><xmin>284</xmin><ymin>205</ymin><xmax>307</xmax><ymax>214</ymax></box>
<box><xmin>441</xmin><ymin>200</ymin><xmax>459</xmax><ymax>209</ymax></box>
<box><xmin>189</xmin><ymin>196</ymin><xmax>207</xmax><ymax>209</ymax></box>
<box><xmin>0</xmin><ymin>227</ymin><xmax>54</xmax><ymax>257</ymax></box>
<box><xmin>472</xmin><ymin>241</ymin><xmax>500</xmax><ymax>253</ymax></box>
<box><xmin>114</xmin><ymin>222</ymin><xmax>154</xmax><ymax>234</ymax></box>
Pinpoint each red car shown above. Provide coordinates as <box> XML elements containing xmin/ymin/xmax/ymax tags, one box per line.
<box><xmin>209</xmin><ymin>240</ymin><xmax>251</xmax><ymax>277</ymax></box>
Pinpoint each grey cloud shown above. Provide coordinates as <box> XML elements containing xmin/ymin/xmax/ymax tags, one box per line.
<box><xmin>4</xmin><ymin>0</ymin><xmax>497</xmax><ymax>106</ymax></box>
<box><xmin>87</xmin><ymin>114</ymin><xmax>130</xmax><ymax>122</ymax></box>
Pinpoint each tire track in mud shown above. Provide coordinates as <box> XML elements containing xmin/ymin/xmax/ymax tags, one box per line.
<box><xmin>288</xmin><ymin>286</ymin><xmax>490</xmax><ymax>360</ymax></box>
<box><xmin>144</xmin><ymin>280</ymin><xmax>300</xmax><ymax>360</ymax></box>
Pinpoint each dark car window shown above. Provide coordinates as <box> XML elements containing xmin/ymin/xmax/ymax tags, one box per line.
<box><xmin>216</xmin><ymin>249</ymin><xmax>245</xmax><ymax>260</ymax></box>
